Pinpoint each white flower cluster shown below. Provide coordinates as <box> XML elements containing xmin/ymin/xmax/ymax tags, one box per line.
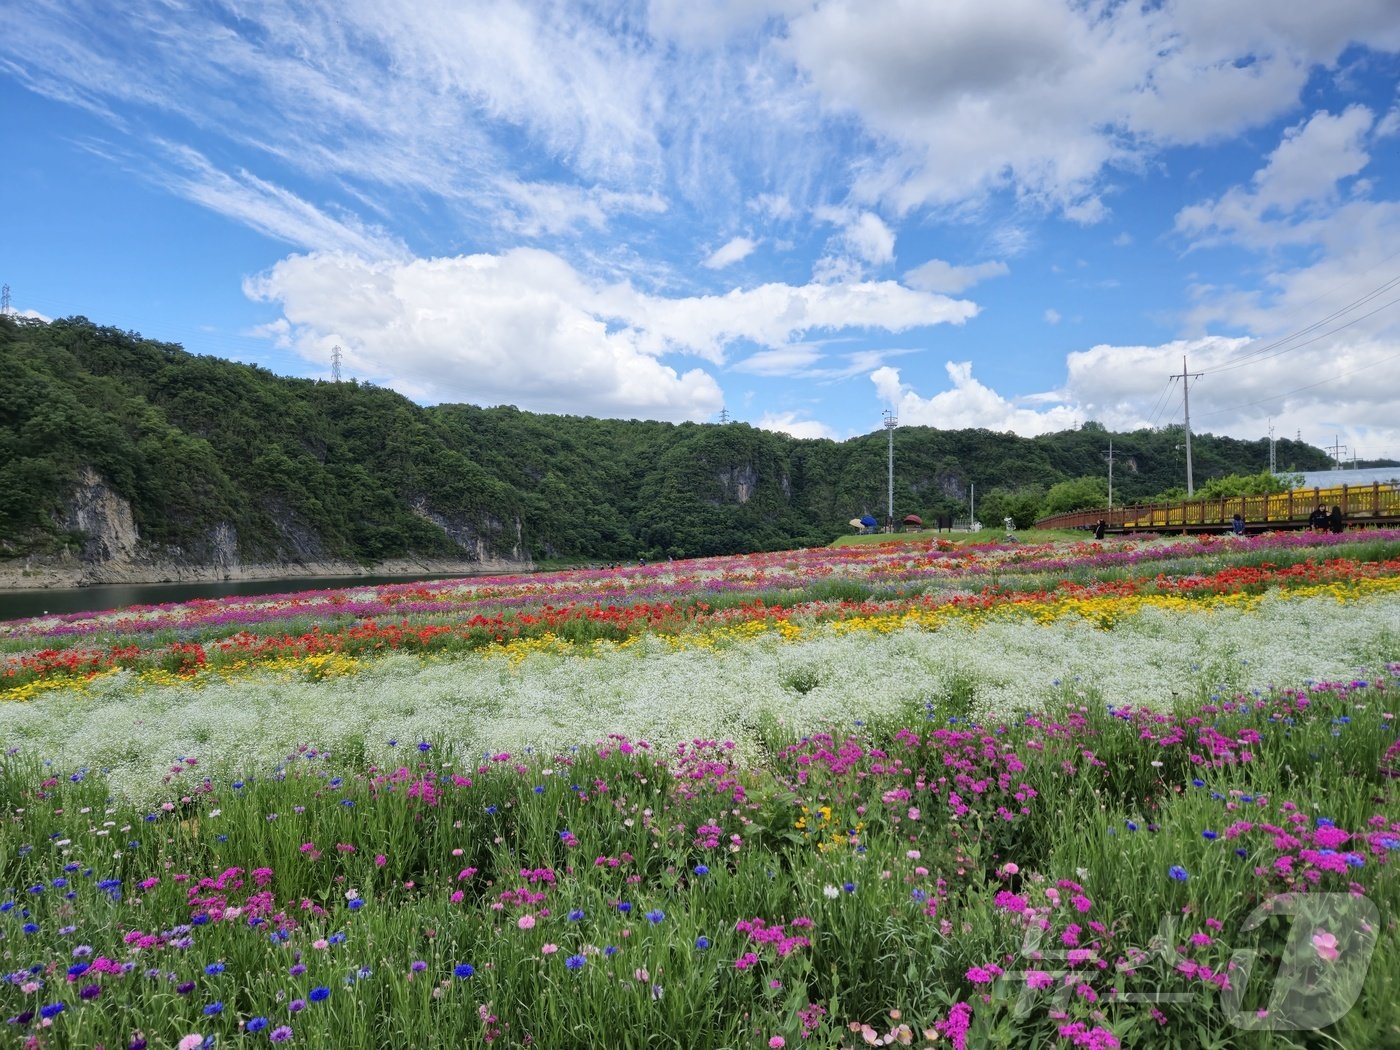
<box><xmin>4</xmin><ymin>590</ymin><xmax>1396</xmax><ymax>803</ymax></box>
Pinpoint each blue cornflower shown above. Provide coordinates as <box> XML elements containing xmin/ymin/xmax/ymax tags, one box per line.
<box><xmin>454</xmin><ymin>964</ymin><xmax>475</xmax><ymax>979</ymax></box>
<box><xmin>1191</xmin><ymin>778</ymin><xmax>1205</xmax><ymax>787</ymax></box>
<box><xmin>1168</xmin><ymin>866</ymin><xmax>1189</xmax><ymax>881</ymax></box>
<box><xmin>1202</xmin><ymin>830</ymin><xmax>1218</xmax><ymax>840</ymax></box>
<box><xmin>348</xmin><ymin>899</ymin><xmax>364</xmax><ymax>910</ymax></box>
<box><xmin>205</xmin><ymin>962</ymin><xmax>225</xmax><ymax>975</ymax></box>
<box><xmin>309</xmin><ymin>986</ymin><xmax>330</xmax><ymax>1002</ymax></box>
<box><xmin>695</xmin><ymin>936</ymin><xmax>710</xmax><ymax>950</ymax></box>
<box><xmin>604</xmin><ymin>946</ymin><xmax>619</xmax><ymax>956</ymax></box>
<box><xmin>1125</xmin><ymin>821</ymin><xmax>1138</xmax><ymax>831</ymax></box>
<box><xmin>203</xmin><ymin>1001</ymin><xmax>224</xmax><ymax>1015</ymax></box>
<box><xmin>617</xmin><ymin>902</ymin><xmax>632</xmax><ymax>914</ymax></box>
<box><xmin>567</xmin><ymin>909</ymin><xmax>585</xmax><ymax>921</ymax></box>
<box><xmin>564</xmin><ymin>954</ymin><xmax>586</xmax><ymax>970</ymax></box>
<box><xmin>329</xmin><ymin>777</ymin><xmax>343</xmax><ymax>788</ymax></box>
<box><xmin>646</xmin><ymin>909</ymin><xmax>665</xmax><ymax>924</ymax></box>
<box><xmin>485</xmin><ymin>806</ymin><xmax>498</xmax><ymax>815</ymax></box>
<box><xmin>533</xmin><ymin>786</ymin><xmax>545</xmax><ymax>794</ymax></box>
<box><xmin>246</xmin><ymin>1018</ymin><xmax>269</xmax><ymax>1033</ymax></box>
<box><xmin>693</xmin><ymin>864</ymin><xmax>709</xmax><ymax>876</ymax></box>
<box><xmin>192</xmin><ymin>914</ymin><xmax>210</xmax><ymax>925</ymax></box>
<box><xmin>843</xmin><ymin>882</ymin><xmax>857</xmax><ymax>893</ymax></box>
<box><xmin>418</xmin><ymin>742</ymin><xmax>431</xmax><ymax>752</ymax></box>
<box><xmin>912</xmin><ymin>889</ymin><xmax>928</xmax><ymax>902</ymax></box>
<box><xmin>39</xmin><ymin>1003</ymin><xmax>65</xmax><ymax>1019</ymax></box>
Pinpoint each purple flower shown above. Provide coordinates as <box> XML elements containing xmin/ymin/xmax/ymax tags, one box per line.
<box><xmin>646</xmin><ymin>909</ymin><xmax>665</xmax><ymax>924</ymax></box>
<box><xmin>1168</xmin><ymin>866</ymin><xmax>1189</xmax><ymax>881</ymax></box>
<box><xmin>410</xmin><ymin>960</ymin><xmax>427</xmax><ymax>972</ymax></box>
<box><xmin>289</xmin><ymin>999</ymin><xmax>307</xmax><ymax>1013</ymax></box>
<box><xmin>79</xmin><ymin>984</ymin><xmax>102</xmax><ymax>1001</ymax></box>
<box><xmin>270</xmin><ymin>1026</ymin><xmax>294</xmax><ymax>1043</ymax></box>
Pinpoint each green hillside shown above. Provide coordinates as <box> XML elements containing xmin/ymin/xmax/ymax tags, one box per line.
<box><xmin>0</xmin><ymin>314</ymin><xmax>1336</xmax><ymax>565</ymax></box>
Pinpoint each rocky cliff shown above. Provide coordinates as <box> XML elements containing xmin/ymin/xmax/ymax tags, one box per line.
<box><xmin>0</xmin><ymin>469</ymin><xmax>532</xmax><ymax>590</ymax></box>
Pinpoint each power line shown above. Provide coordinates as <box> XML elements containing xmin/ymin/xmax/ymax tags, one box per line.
<box><xmin>1202</xmin><ymin>288</ymin><xmax>1400</xmax><ymax>375</ymax></box>
<box><xmin>1193</xmin><ymin>348</ymin><xmax>1400</xmax><ymax>422</ymax></box>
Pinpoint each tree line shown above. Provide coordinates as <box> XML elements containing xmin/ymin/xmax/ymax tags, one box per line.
<box><xmin>0</xmin><ymin>315</ymin><xmax>1343</xmax><ymax>565</ymax></box>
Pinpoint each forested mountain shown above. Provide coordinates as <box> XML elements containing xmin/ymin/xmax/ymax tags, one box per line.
<box><xmin>0</xmin><ymin>315</ymin><xmax>1337</xmax><ymax>569</ymax></box>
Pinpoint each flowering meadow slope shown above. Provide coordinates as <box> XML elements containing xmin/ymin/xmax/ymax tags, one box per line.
<box><xmin>1</xmin><ymin>531</ymin><xmax>1398</xmax><ymax>1049</ymax></box>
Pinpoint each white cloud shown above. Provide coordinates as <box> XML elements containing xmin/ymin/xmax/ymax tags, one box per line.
<box><xmin>784</xmin><ymin>0</ymin><xmax>1400</xmax><ymax>217</ymax></box>
<box><xmin>148</xmin><ymin>142</ymin><xmax>407</xmax><ymax>258</ymax></box>
<box><xmin>904</xmin><ymin>258</ymin><xmax>1008</xmax><ymax>294</ymax></box>
<box><xmin>704</xmin><ymin>236</ymin><xmax>759</xmax><ymax>269</ymax></box>
<box><xmin>495</xmin><ymin>180</ymin><xmax>667</xmax><ymax>238</ymax></box>
<box><xmin>245</xmin><ymin>250</ymin><xmax>721</xmax><ymax>420</ymax></box>
<box><xmin>1177</xmin><ymin>107</ymin><xmax>1376</xmax><ymax>245</ymax></box>
<box><xmin>245</xmin><ymin>249</ymin><xmax>978</xmax><ymax>419</ymax></box>
<box><xmin>1044</xmin><ymin>308</ymin><xmax>1061</xmax><ymax>325</ymax></box>
<box><xmin>871</xmin><ymin>363</ymin><xmax>1082</xmax><ymax>435</ymax></box>
<box><xmin>732</xmin><ymin>346</ymin><xmax>823</xmax><ymax>375</ymax></box>
<box><xmin>756</xmin><ymin>411</ymin><xmax>839</xmax><ymax>441</ymax></box>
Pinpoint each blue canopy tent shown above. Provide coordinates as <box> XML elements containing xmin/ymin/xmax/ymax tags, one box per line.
<box><xmin>859</xmin><ymin>514</ymin><xmax>879</xmax><ymax>533</ymax></box>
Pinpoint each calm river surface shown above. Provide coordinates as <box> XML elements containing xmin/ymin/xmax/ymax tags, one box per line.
<box><xmin>0</xmin><ymin>573</ymin><xmax>483</xmax><ymax>623</ymax></box>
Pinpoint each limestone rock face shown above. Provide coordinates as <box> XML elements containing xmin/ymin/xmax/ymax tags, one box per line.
<box><xmin>0</xmin><ymin>470</ymin><xmax>532</xmax><ymax>590</ymax></box>
<box><xmin>64</xmin><ymin>467</ymin><xmax>140</xmax><ymax>563</ymax></box>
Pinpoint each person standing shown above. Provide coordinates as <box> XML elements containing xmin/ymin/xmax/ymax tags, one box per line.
<box><xmin>1093</xmin><ymin>519</ymin><xmax>1106</xmax><ymax>540</ymax></box>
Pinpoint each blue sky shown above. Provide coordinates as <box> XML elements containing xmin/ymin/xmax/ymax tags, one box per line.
<box><xmin>3</xmin><ymin>1</ymin><xmax>1400</xmax><ymax>463</ymax></box>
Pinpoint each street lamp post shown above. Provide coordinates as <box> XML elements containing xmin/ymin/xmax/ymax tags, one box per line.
<box><xmin>883</xmin><ymin>409</ymin><xmax>897</xmax><ymax>531</ymax></box>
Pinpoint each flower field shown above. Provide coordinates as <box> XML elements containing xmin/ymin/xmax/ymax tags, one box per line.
<box><xmin>1</xmin><ymin>530</ymin><xmax>1398</xmax><ymax>1048</ymax></box>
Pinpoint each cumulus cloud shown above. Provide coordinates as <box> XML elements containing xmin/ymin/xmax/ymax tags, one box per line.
<box><xmin>878</xmin><ymin>331</ymin><xmax>1400</xmax><ymax>461</ymax></box>
<box><xmin>756</xmin><ymin>411</ymin><xmax>840</xmax><ymax>440</ymax></box>
<box><xmin>1176</xmin><ymin>107</ymin><xmax>1377</xmax><ymax>244</ymax></box>
<box><xmin>785</xmin><ymin>0</ymin><xmax>1400</xmax><ymax>216</ymax></box>
<box><xmin>871</xmin><ymin>363</ymin><xmax>1082</xmax><ymax>435</ymax></box>
<box><xmin>246</xmin><ymin>249</ymin><xmax>977</xmax><ymax>420</ymax></box>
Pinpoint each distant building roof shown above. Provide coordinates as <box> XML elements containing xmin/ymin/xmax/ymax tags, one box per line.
<box><xmin>1294</xmin><ymin>467</ymin><xmax>1400</xmax><ymax>489</ymax></box>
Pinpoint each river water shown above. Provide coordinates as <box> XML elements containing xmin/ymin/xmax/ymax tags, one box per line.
<box><xmin>0</xmin><ymin>573</ymin><xmax>482</xmax><ymax>623</ymax></box>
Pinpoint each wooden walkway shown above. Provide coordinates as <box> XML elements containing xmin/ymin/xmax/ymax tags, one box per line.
<box><xmin>1036</xmin><ymin>481</ymin><xmax>1400</xmax><ymax>535</ymax></box>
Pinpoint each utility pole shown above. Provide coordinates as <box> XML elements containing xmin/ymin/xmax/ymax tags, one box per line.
<box><xmin>331</xmin><ymin>344</ymin><xmax>343</xmax><ymax>382</ymax></box>
<box><xmin>1325</xmin><ymin>435</ymin><xmax>1348</xmax><ymax>469</ymax></box>
<box><xmin>969</xmin><ymin>481</ymin><xmax>975</xmax><ymax>528</ymax></box>
<box><xmin>1101</xmin><ymin>439</ymin><xmax>1117</xmax><ymax>510</ymax></box>
<box><xmin>883</xmin><ymin>409</ymin><xmax>897</xmax><ymax>531</ymax></box>
<box><xmin>1268</xmin><ymin>421</ymin><xmax>1276</xmax><ymax>475</ymax></box>
<box><xmin>1171</xmin><ymin>356</ymin><xmax>1203</xmax><ymax>496</ymax></box>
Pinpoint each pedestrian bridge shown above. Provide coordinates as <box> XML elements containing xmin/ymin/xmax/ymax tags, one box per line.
<box><xmin>1035</xmin><ymin>481</ymin><xmax>1400</xmax><ymax>535</ymax></box>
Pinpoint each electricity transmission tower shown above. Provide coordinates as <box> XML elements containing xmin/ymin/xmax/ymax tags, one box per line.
<box><xmin>1</xmin><ymin>284</ymin><xmax>10</xmax><ymax>316</ymax></box>
<box><xmin>331</xmin><ymin>345</ymin><xmax>343</xmax><ymax>382</ymax></box>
